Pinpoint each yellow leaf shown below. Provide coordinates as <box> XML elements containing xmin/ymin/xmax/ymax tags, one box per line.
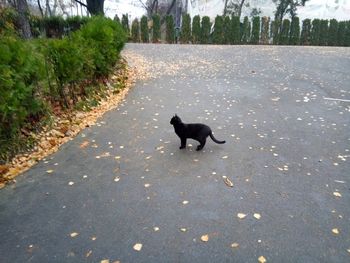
<box><xmin>80</xmin><ymin>141</ymin><xmax>89</xmax><ymax>148</ymax></box>
<box><xmin>333</xmin><ymin>192</ymin><xmax>342</xmax><ymax>197</ymax></box>
<box><xmin>144</xmin><ymin>183</ymin><xmax>151</xmax><ymax>188</ymax></box>
<box><xmin>70</xmin><ymin>232</ymin><xmax>79</xmax><ymax>238</ymax></box>
<box><xmin>114</xmin><ymin>176</ymin><xmax>120</xmax><ymax>182</ymax></box>
<box><xmin>153</xmin><ymin>227</ymin><xmax>159</xmax><ymax>232</ymax></box>
<box><xmin>180</xmin><ymin>228</ymin><xmax>187</xmax><ymax>232</ymax></box>
<box><xmin>237</xmin><ymin>213</ymin><xmax>247</xmax><ymax>219</ymax></box>
<box><xmin>332</xmin><ymin>228</ymin><xmax>339</xmax><ymax>235</ymax></box>
<box><xmin>86</xmin><ymin>250</ymin><xmax>92</xmax><ymax>258</ymax></box>
<box><xmin>133</xmin><ymin>243</ymin><xmax>142</xmax><ymax>251</ymax></box>
<box><xmin>182</xmin><ymin>200</ymin><xmax>189</xmax><ymax>205</ymax></box>
<box><xmin>258</xmin><ymin>256</ymin><xmax>267</xmax><ymax>263</ymax></box>
<box><xmin>201</xmin><ymin>234</ymin><xmax>209</xmax><ymax>242</ymax></box>
<box><xmin>253</xmin><ymin>213</ymin><xmax>261</xmax><ymax>219</ymax></box>
<box><xmin>224</xmin><ymin>177</ymin><xmax>233</xmax><ymax>187</ymax></box>
<box><xmin>100</xmin><ymin>260</ymin><xmax>109</xmax><ymax>263</ymax></box>
<box><xmin>231</xmin><ymin>243</ymin><xmax>239</xmax><ymax>248</ymax></box>
<box><xmin>222</xmin><ymin>156</ymin><xmax>228</xmax><ymax>159</ymax></box>
<box><xmin>46</xmin><ymin>169</ymin><xmax>54</xmax><ymax>174</ymax></box>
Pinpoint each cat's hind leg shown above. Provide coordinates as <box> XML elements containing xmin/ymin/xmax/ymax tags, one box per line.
<box><xmin>196</xmin><ymin>138</ymin><xmax>206</xmax><ymax>151</ymax></box>
<box><xmin>180</xmin><ymin>137</ymin><xmax>187</xmax><ymax>149</ymax></box>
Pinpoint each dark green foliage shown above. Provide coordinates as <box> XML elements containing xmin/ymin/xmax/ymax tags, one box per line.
<box><xmin>152</xmin><ymin>14</ymin><xmax>161</xmax><ymax>43</ymax></box>
<box><xmin>114</xmin><ymin>14</ymin><xmax>120</xmax><ymax>23</ymax></box>
<box><xmin>121</xmin><ymin>14</ymin><xmax>129</xmax><ymax>35</ymax></box>
<box><xmin>271</xmin><ymin>20</ymin><xmax>281</xmax><ymax>45</ymax></box>
<box><xmin>43</xmin><ymin>16</ymin><xmax>66</xmax><ymax>38</ymax></box>
<box><xmin>251</xmin><ymin>16</ymin><xmax>260</xmax><ymax>44</ymax></box>
<box><xmin>65</xmin><ymin>16</ymin><xmax>89</xmax><ymax>32</ymax></box>
<box><xmin>165</xmin><ymin>15</ymin><xmax>175</xmax><ymax>43</ymax></box>
<box><xmin>231</xmin><ymin>15</ymin><xmax>240</xmax><ymax>44</ymax></box>
<box><xmin>289</xmin><ymin>16</ymin><xmax>300</xmax><ymax>45</ymax></box>
<box><xmin>0</xmin><ymin>36</ymin><xmax>45</xmax><ymax>152</ymax></box>
<box><xmin>279</xmin><ymin>19</ymin><xmax>290</xmax><ymax>45</ymax></box>
<box><xmin>300</xmin><ymin>18</ymin><xmax>311</xmax><ymax>45</ymax></box>
<box><xmin>212</xmin><ymin>15</ymin><xmax>224</xmax><ymax>44</ymax></box>
<box><xmin>180</xmin><ymin>13</ymin><xmax>191</xmax><ymax>44</ymax></box>
<box><xmin>223</xmin><ymin>16</ymin><xmax>231</xmax><ymax>44</ymax></box>
<box><xmin>192</xmin><ymin>15</ymin><xmax>201</xmax><ymax>44</ymax></box>
<box><xmin>328</xmin><ymin>19</ymin><xmax>338</xmax><ymax>46</ymax></box>
<box><xmin>345</xmin><ymin>21</ymin><xmax>350</xmax><ymax>46</ymax></box>
<box><xmin>319</xmin><ymin>19</ymin><xmax>329</xmax><ymax>46</ymax></box>
<box><xmin>337</xmin><ymin>21</ymin><xmax>346</xmax><ymax>46</ymax></box>
<box><xmin>131</xmin><ymin>18</ymin><xmax>140</xmax><ymax>42</ymax></box>
<box><xmin>310</xmin><ymin>19</ymin><xmax>320</xmax><ymax>45</ymax></box>
<box><xmin>140</xmin><ymin>16</ymin><xmax>149</xmax><ymax>43</ymax></box>
<box><xmin>200</xmin><ymin>16</ymin><xmax>211</xmax><ymax>44</ymax></box>
<box><xmin>260</xmin><ymin>16</ymin><xmax>270</xmax><ymax>44</ymax></box>
<box><xmin>241</xmin><ymin>16</ymin><xmax>250</xmax><ymax>44</ymax></box>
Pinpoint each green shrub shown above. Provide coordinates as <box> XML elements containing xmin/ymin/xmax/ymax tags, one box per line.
<box><xmin>241</xmin><ymin>16</ymin><xmax>250</xmax><ymax>44</ymax></box>
<box><xmin>319</xmin><ymin>19</ymin><xmax>329</xmax><ymax>46</ymax></box>
<box><xmin>328</xmin><ymin>19</ymin><xmax>338</xmax><ymax>46</ymax></box>
<box><xmin>192</xmin><ymin>15</ymin><xmax>201</xmax><ymax>44</ymax></box>
<box><xmin>43</xmin><ymin>16</ymin><xmax>66</xmax><ymax>38</ymax></box>
<box><xmin>279</xmin><ymin>19</ymin><xmax>290</xmax><ymax>45</ymax></box>
<box><xmin>180</xmin><ymin>13</ymin><xmax>191</xmax><ymax>44</ymax></box>
<box><xmin>251</xmin><ymin>16</ymin><xmax>260</xmax><ymax>44</ymax></box>
<box><xmin>260</xmin><ymin>16</ymin><xmax>270</xmax><ymax>44</ymax></box>
<box><xmin>0</xmin><ymin>35</ymin><xmax>46</xmax><ymax>156</ymax></box>
<box><xmin>131</xmin><ymin>18</ymin><xmax>140</xmax><ymax>42</ymax></box>
<box><xmin>140</xmin><ymin>16</ymin><xmax>149</xmax><ymax>43</ymax></box>
<box><xmin>231</xmin><ymin>15</ymin><xmax>240</xmax><ymax>44</ymax></box>
<box><xmin>200</xmin><ymin>16</ymin><xmax>211</xmax><ymax>44</ymax></box>
<box><xmin>152</xmin><ymin>14</ymin><xmax>161</xmax><ymax>43</ymax></box>
<box><xmin>311</xmin><ymin>19</ymin><xmax>321</xmax><ymax>45</ymax></box>
<box><xmin>212</xmin><ymin>15</ymin><xmax>224</xmax><ymax>44</ymax></box>
<box><xmin>121</xmin><ymin>14</ymin><xmax>129</xmax><ymax>35</ymax></box>
<box><xmin>300</xmin><ymin>19</ymin><xmax>311</xmax><ymax>45</ymax></box>
<box><xmin>271</xmin><ymin>20</ymin><xmax>280</xmax><ymax>45</ymax></box>
<box><xmin>166</xmin><ymin>15</ymin><xmax>175</xmax><ymax>43</ymax></box>
<box><xmin>289</xmin><ymin>16</ymin><xmax>300</xmax><ymax>45</ymax></box>
<box><xmin>223</xmin><ymin>16</ymin><xmax>231</xmax><ymax>44</ymax></box>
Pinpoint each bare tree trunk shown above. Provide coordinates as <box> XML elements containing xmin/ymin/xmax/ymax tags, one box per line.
<box><xmin>17</xmin><ymin>0</ymin><xmax>32</xmax><ymax>39</ymax></box>
<box><xmin>37</xmin><ymin>0</ymin><xmax>44</xmax><ymax>17</ymax></box>
<box><xmin>223</xmin><ymin>0</ymin><xmax>229</xmax><ymax>16</ymax></box>
<box><xmin>237</xmin><ymin>0</ymin><xmax>246</xmax><ymax>19</ymax></box>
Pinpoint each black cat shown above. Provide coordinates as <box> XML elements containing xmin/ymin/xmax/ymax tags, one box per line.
<box><xmin>170</xmin><ymin>114</ymin><xmax>226</xmax><ymax>151</ymax></box>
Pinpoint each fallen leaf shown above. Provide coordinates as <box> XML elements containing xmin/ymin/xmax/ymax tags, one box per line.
<box><xmin>46</xmin><ymin>169</ymin><xmax>54</xmax><ymax>174</ymax></box>
<box><xmin>254</xmin><ymin>213</ymin><xmax>261</xmax><ymax>219</ymax></box>
<box><xmin>237</xmin><ymin>213</ymin><xmax>247</xmax><ymax>219</ymax></box>
<box><xmin>347</xmin><ymin>248</ymin><xmax>350</xmax><ymax>254</ymax></box>
<box><xmin>180</xmin><ymin>228</ymin><xmax>187</xmax><ymax>232</ymax></box>
<box><xmin>70</xmin><ymin>232</ymin><xmax>79</xmax><ymax>238</ymax></box>
<box><xmin>133</xmin><ymin>243</ymin><xmax>143</xmax><ymax>251</ymax></box>
<box><xmin>153</xmin><ymin>227</ymin><xmax>159</xmax><ymax>231</ymax></box>
<box><xmin>258</xmin><ymin>256</ymin><xmax>267</xmax><ymax>263</ymax></box>
<box><xmin>100</xmin><ymin>260</ymin><xmax>109</xmax><ymax>263</ymax></box>
<box><xmin>231</xmin><ymin>242</ymin><xmax>239</xmax><ymax>248</ymax></box>
<box><xmin>201</xmin><ymin>234</ymin><xmax>209</xmax><ymax>242</ymax></box>
<box><xmin>222</xmin><ymin>156</ymin><xmax>228</xmax><ymax>159</ymax></box>
<box><xmin>333</xmin><ymin>192</ymin><xmax>342</xmax><ymax>197</ymax></box>
<box><xmin>182</xmin><ymin>200</ymin><xmax>189</xmax><ymax>205</ymax></box>
<box><xmin>68</xmin><ymin>181</ymin><xmax>74</xmax><ymax>186</ymax></box>
<box><xmin>224</xmin><ymin>177</ymin><xmax>233</xmax><ymax>187</ymax></box>
<box><xmin>114</xmin><ymin>176</ymin><xmax>120</xmax><ymax>182</ymax></box>
<box><xmin>80</xmin><ymin>141</ymin><xmax>89</xmax><ymax>148</ymax></box>
<box><xmin>86</xmin><ymin>250</ymin><xmax>92</xmax><ymax>258</ymax></box>
<box><xmin>144</xmin><ymin>183</ymin><xmax>151</xmax><ymax>188</ymax></box>
<box><xmin>332</xmin><ymin>228</ymin><xmax>339</xmax><ymax>235</ymax></box>
<box><xmin>115</xmin><ymin>156</ymin><xmax>121</xmax><ymax>160</ymax></box>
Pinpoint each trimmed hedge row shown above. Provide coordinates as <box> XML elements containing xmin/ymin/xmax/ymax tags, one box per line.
<box><xmin>126</xmin><ymin>13</ymin><xmax>350</xmax><ymax>46</ymax></box>
<box><xmin>0</xmin><ymin>15</ymin><xmax>126</xmax><ymax>161</ymax></box>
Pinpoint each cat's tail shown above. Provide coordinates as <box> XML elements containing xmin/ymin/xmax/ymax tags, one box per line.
<box><xmin>209</xmin><ymin>133</ymin><xmax>226</xmax><ymax>144</ymax></box>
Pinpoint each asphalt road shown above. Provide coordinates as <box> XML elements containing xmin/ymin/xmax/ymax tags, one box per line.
<box><xmin>1</xmin><ymin>44</ymin><xmax>349</xmax><ymax>263</ymax></box>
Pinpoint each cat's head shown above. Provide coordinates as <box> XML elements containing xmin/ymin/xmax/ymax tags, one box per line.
<box><xmin>170</xmin><ymin>114</ymin><xmax>182</xmax><ymax>125</ymax></box>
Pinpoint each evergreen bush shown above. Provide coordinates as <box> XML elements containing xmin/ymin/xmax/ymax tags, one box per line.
<box><xmin>152</xmin><ymin>14</ymin><xmax>161</xmax><ymax>43</ymax></box>
<box><xmin>260</xmin><ymin>16</ymin><xmax>270</xmax><ymax>44</ymax></box>
<box><xmin>212</xmin><ymin>15</ymin><xmax>224</xmax><ymax>44</ymax></box>
<box><xmin>319</xmin><ymin>19</ymin><xmax>329</xmax><ymax>46</ymax></box>
<box><xmin>271</xmin><ymin>20</ymin><xmax>280</xmax><ymax>45</ymax></box>
<box><xmin>300</xmin><ymin>19</ymin><xmax>311</xmax><ymax>45</ymax></box>
<box><xmin>200</xmin><ymin>16</ymin><xmax>211</xmax><ymax>44</ymax></box>
<box><xmin>121</xmin><ymin>14</ymin><xmax>129</xmax><ymax>36</ymax></box>
<box><xmin>192</xmin><ymin>15</ymin><xmax>201</xmax><ymax>44</ymax></box>
<box><xmin>166</xmin><ymin>15</ymin><xmax>175</xmax><ymax>43</ymax></box>
<box><xmin>223</xmin><ymin>16</ymin><xmax>231</xmax><ymax>44</ymax></box>
<box><xmin>241</xmin><ymin>16</ymin><xmax>250</xmax><ymax>44</ymax></box>
<box><xmin>131</xmin><ymin>18</ymin><xmax>140</xmax><ymax>42</ymax></box>
<box><xmin>180</xmin><ymin>13</ymin><xmax>191</xmax><ymax>44</ymax></box>
<box><xmin>231</xmin><ymin>15</ymin><xmax>240</xmax><ymax>44</ymax></box>
<box><xmin>328</xmin><ymin>19</ymin><xmax>338</xmax><ymax>46</ymax></box>
<box><xmin>140</xmin><ymin>16</ymin><xmax>149</xmax><ymax>43</ymax></box>
<box><xmin>289</xmin><ymin>16</ymin><xmax>300</xmax><ymax>45</ymax></box>
<box><xmin>310</xmin><ymin>19</ymin><xmax>321</xmax><ymax>46</ymax></box>
<box><xmin>279</xmin><ymin>19</ymin><xmax>290</xmax><ymax>45</ymax></box>
<box><xmin>251</xmin><ymin>16</ymin><xmax>260</xmax><ymax>44</ymax></box>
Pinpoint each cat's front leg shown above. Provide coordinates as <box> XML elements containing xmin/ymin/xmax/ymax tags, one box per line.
<box><xmin>180</xmin><ymin>137</ymin><xmax>187</xmax><ymax>149</ymax></box>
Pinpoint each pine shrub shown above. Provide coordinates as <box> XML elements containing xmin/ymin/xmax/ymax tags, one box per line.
<box><xmin>212</xmin><ymin>15</ymin><xmax>224</xmax><ymax>44</ymax></box>
<box><xmin>192</xmin><ymin>15</ymin><xmax>201</xmax><ymax>44</ymax></box>
<box><xmin>131</xmin><ymin>18</ymin><xmax>140</xmax><ymax>42</ymax></box>
<box><xmin>201</xmin><ymin>16</ymin><xmax>211</xmax><ymax>44</ymax></box>
<box><xmin>271</xmin><ymin>20</ymin><xmax>281</xmax><ymax>45</ymax></box>
<box><xmin>223</xmin><ymin>16</ymin><xmax>231</xmax><ymax>44</ymax></box>
<box><xmin>289</xmin><ymin>16</ymin><xmax>300</xmax><ymax>45</ymax></box>
<box><xmin>121</xmin><ymin>14</ymin><xmax>129</xmax><ymax>36</ymax></box>
<box><xmin>328</xmin><ymin>19</ymin><xmax>338</xmax><ymax>46</ymax></box>
<box><xmin>251</xmin><ymin>16</ymin><xmax>260</xmax><ymax>44</ymax></box>
<box><xmin>166</xmin><ymin>15</ymin><xmax>175</xmax><ymax>43</ymax></box>
<box><xmin>241</xmin><ymin>16</ymin><xmax>250</xmax><ymax>44</ymax></box>
<box><xmin>310</xmin><ymin>19</ymin><xmax>321</xmax><ymax>46</ymax></box>
<box><xmin>140</xmin><ymin>16</ymin><xmax>149</xmax><ymax>43</ymax></box>
<box><xmin>231</xmin><ymin>15</ymin><xmax>240</xmax><ymax>44</ymax></box>
<box><xmin>279</xmin><ymin>19</ymin><xmax>290</xmax><ymax>45</ymax></box>
<box><xmin>180</xmin><ymin>13</ymin><xmax>191</xmax><ymax>44</ymax></box>
<box><xmin>300</xmin><ymin>19</ymin><xmax>311</xmax><ymax>45</ymax></box>
<box><xmin>152</xmin><ymin>14</ymin><xmax>161</xmax><ymax>43</ymax></box>
<box><xmin>319</xmin><ymin>19</ymin><xmax>329</xmax><ymax>46</ymax></box>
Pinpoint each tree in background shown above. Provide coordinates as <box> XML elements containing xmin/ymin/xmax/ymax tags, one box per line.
<box><xmin>300</xmin><ymin>18</ymin><xmax>311</xmax><ymax>45</ymax></box>
<box><xmin>200</xmin><ymin>16</ymin><xmax>211</xmax><ymax>44</ymax></box>
<box><xmin>319</xmin><ymin>19</ymin><xmax>329</xmax><ymax>46</ymax></box>
<box><xmin>251</xmin><ymin>16</ymin><xmax>260</xmax><ymax>44</ymax></box>
<box><xmin>328</xmin><ymin>19</ymin><xmax>338</xmax><ymax>46</ymax></box>
<box><xmin>180</xmin><ymin>13</ymin><xmax>191</xmax><ymax>44</ymax></box>
<box><xmin>289</xmin><ymin>16</ymin><xmax>300</xmax><ymax>45</ymax></box>
<box><xmin>241</xmin><ymin>16</ymin><xmax>250</xmax><ymax>44</ymax></box>
<box><xmin>212</xmin><ymin>15</ymin><xmax>224</xmax><ymax>44</ymax></box>
<box><xmin>114</xmin><ymin>14</ymin><xmax>120</xmax><ymax>23</ymax></box>
<box><xmin>192</xmin><ymin>15</ymin><xmax>201</xmax><ymax>44</ymax></box>
<box><xmin>140</xmin><ymin>15</ymin><xmax>149</xmax><ymax>43</ymax></box>
<box><xmin>165</xmin><ymin>15</ymin><xmax>175</xmax><ymax>43</ymax></box>
<box><xmin>223</xmin><ymin>15</ymin><xmax>231</xmax><ymax>44</ymax></box>
<box><xmin>260</xmin><ymin>16</ymin><xmax>270</xmax><ymax>44</ymax></box>
<box><xmin>273</xmin><ymin>0</ymin><xmax>309</xmax><ymax>28</ymax></box>
<box><xmin>73</xmin><ymin>0</ymin><xmax>105</xmax><ymax>15</ymax></box>
<box><xmin>121</xmin><ymin>14</ymin><xmax>129</xmax><ymax>36</ymax></box>
<box><xmin>310</xmin><ymin>19</ymin><xmax>321</xmax><ymax>45</ymax></box>
<box><xmin>231</xmin><ymin>15</ymin><xmax>240</xmax><ymax>44</ymax></box>
<box><xmin>131</xmin><ymin>18</ymin><xmax>140</xmax><ymax>42</ymax></box>
<box><xmin>271</xmin><ymin>20</ymin><xmax>280</xmax><ymax>44</ymax></box>
<box><xmin>279</xmin><ymin>19</ymin><xmax>290</xmax><ymax>45</ymax></box>
<box><xmin>152</xmin><ymin>14</ymin><xmax>161</xmax><ymax>43</ymax></box>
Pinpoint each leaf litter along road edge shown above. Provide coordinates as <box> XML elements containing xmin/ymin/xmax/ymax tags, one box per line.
<box><xmin>0</xmin><ymin>55</ymin><xmax>143</xmax><ymax>188</ymax></box>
